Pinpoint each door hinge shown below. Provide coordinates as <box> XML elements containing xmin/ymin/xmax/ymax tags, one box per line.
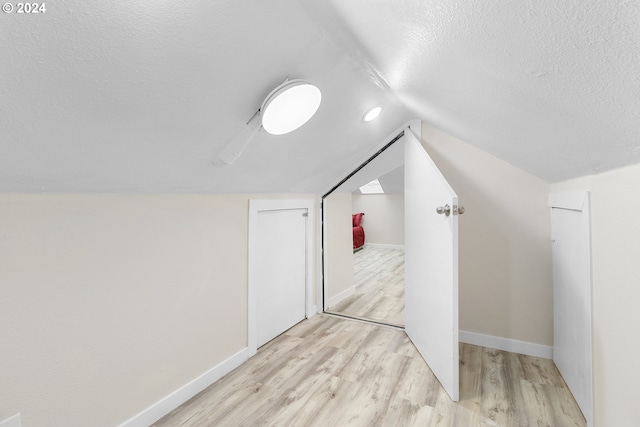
<box><xmin>302</xmin><ymin>212</ymin><xmax>308</xmax><ymax>217</ymax></box>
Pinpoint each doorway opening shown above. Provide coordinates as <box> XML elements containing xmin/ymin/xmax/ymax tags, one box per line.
<box><xmin>321</xmin><ymin>122</ymin><xmax>461</xmax><ymax>401</ymax></box>
<box><xmin>322</xmin><ymin>131</ymin><xmax>406</xmax><ymax>328</ymax></box>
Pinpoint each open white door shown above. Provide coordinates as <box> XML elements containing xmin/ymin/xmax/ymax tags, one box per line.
<box><xmin>404</xmin><ymin>126</ymin><xmax>459</xmax><ymax>401</ymax></box>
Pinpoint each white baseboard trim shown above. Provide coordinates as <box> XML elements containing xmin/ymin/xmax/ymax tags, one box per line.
<box><xmin>459</xmin><ymin>330</ymin><xmax>553</xmax><ymax>359</ymax></box>
<box><xmin>326</xmin><ymin>286</ymin><xmax>356</xmax><ymax>308</ymax></box>
<box><xmin>118</xmin><ymin>347</ymin><xmax>252</xmax><ymax>427</ymax></box>
<box><xmin>364</xmin><ymin>243</ymin><xmax>404</xmax><ymax>250</ymax></box>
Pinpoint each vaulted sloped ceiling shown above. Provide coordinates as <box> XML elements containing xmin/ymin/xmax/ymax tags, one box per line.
<box><xmin>0</xmin><ymin>1</ymin><xmax>409</xmax><ymax>193</ymax></box>
<box><xmin>320</xmin><ymin>0</ymin><xmax>640</xmax><ymax>182</ymax></box>
<box><xmin>1</xmin><ymin>1</ymin><xmax>638</xmax><ymax>193</ymax></box>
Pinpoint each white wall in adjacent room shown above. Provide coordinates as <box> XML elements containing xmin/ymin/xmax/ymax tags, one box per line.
<box><xmin>323</xmin><ymin>192</ymin><xmax>354</xmax><ymax>303</ymax></box>
<box><xmin>352</xmin><ymin>193</ymin><xmax>404</xmax><ymax>246</ymax></box>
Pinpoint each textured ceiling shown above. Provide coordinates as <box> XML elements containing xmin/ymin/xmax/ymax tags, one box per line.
<box><xmin>324</xmin><ymin>0</ymin><xmax>640</xmax><ymax>182</ymax></box>
<box><xmin>0</xmin><ymin>1</ymin><xmax>409</xmax><ymax>193</ymax></box>
<box><xmin>1</xmin><ymin>0</ymin><xmax>639</xmax><ymax>192</ymax></box>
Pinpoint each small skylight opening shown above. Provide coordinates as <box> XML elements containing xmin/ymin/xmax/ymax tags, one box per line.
<box><xmin>363</xmin><ymin>106</ymin><xmax>382</xmax><ymax>122</ymax></box>
<box><xmin>359</xmin><ymin>178</ymin><xmax>384</xmax><ymax>194</ymax></box>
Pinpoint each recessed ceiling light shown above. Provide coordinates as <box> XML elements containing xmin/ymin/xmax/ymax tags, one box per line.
<box><xmin>261</xmin><ymin>79</ymin><xmax>322</xmax><ymax>135</ymax></box>
<box><xmin>363</xmin><ymin>106</ymin><xmax>382</xmax><ymax>122</ymax></box>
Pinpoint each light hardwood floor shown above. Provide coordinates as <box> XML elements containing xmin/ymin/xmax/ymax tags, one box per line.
<box><xmin>328</xmin><ymin>245</ymin><xmax>405</xmax><ymax>326</ymax></box>
<box><xmin>153</xmin><ymin>315</ymin><xmax>585</xmax><ymax>427</ymax></box>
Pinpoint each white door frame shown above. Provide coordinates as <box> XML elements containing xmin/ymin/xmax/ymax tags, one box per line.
<box><xmin>248</xmin><ymin>199</ymin><xmax>315</xmax><ymax>355</ymax></box>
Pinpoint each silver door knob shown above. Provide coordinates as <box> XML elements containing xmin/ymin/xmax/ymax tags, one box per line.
<box><xmin>436</xmin><ymin>205</ymin><xmax>451</xmax><ymax>216</ymax></box>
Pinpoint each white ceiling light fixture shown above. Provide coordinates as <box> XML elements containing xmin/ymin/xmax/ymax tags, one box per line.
<box><xmin>363</xmin><ymin>106</ymin><xmax>382</xmax><ymax>122</ymax></box>
<box><xmin>261</xmin><ymin>79</ymin><xmax>322</xmax><ymax>135</ymax></box>
<box><xmin>216</xmin><ymin>78</ymin><xmax>320</xmax><ymax>165</ymax></box>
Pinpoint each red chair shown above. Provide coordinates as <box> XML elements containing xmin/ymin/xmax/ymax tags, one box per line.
<box><xmin>352</xmin><ymin>212</ymin><xmax>365</xmax><ymax>250</ymax></box>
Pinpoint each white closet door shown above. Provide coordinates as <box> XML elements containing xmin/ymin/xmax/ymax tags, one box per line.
<box><xmin>256</xmin><ymin>208</ymin><xmax>307</xmax><ymax>347</ymax></box>
<box><xmin>550</xmin><ymin>192</ymin><xmax>593</xmax><ymax>426</ymax></box>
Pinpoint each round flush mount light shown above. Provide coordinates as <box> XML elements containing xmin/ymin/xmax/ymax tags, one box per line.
<box><xmin>261</xmin><ymin>79</ymin><xmax>322</xmax><ymax>135</ymax></box>
<box><xmin>363</xmin><ymin>106</ymin><xmax>382</xmax><ymax>122</ymax></box>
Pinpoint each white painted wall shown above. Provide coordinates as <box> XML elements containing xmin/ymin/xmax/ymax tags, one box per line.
<box><xmin>0</xmin><ymin>193</ymin><xmax>315</xmax><ymax>427</ymax></box>
<box><xmin>323</xmin><ymin>192</ymin><xmax>354</xmax><ymax>303</ymax></box>
<box><xmin>552</xmin><ymin>164</ymin><xmax>640</xmax><ymax>426</ymax></box>
<box><xmin>422</xmin><ymin>122</ymin><xmax>553</xmax><ymax>346</ymax></box>
<box><xmin>352</xmin><ymin>194</ymin><xmax>404</xmax><ymax>246</ymax></box>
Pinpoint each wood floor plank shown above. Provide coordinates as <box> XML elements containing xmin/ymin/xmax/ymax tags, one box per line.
<box><xmin>153</xmin><ymin>315</ymin><xmax>586</xmax><ymax>427</ymax></box>
<box><xmin>393</xmin><ymin>354</ymin><xmax>440</xmax><ymax>408</ymax></box>
<box><xmin>306</xmin><ymin>376</ymin><xmax>360</xmax><ymax>427</ymax></box>
<box><xmin>480</xmin><ymin>347</ymin><xmax>519</xmax><ymax>426</ymax></box>
<box><xmin>236</xmin><ymin>346</ymin><xmax>341</xmax><ymax>426</ymax></box>
<box><xmin>381</xmin><ymin>397</ymin><xmax>434</xmax><ymax>427</ymax></box>
<box><xmin>319</xmin><ymin>352</ymin><xmax>399</xmax><ymax>426</ymax></box>
<box><xmin>329</xmin><ymin>245</ymin><xmax>405</xmax><ymax>326</ymax></box>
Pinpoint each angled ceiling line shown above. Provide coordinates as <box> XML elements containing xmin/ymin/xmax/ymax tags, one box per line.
<box><xmin>322</xmin><ymin>130</ymin><xmax>404</xmax><ymax>199</ymax></box>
